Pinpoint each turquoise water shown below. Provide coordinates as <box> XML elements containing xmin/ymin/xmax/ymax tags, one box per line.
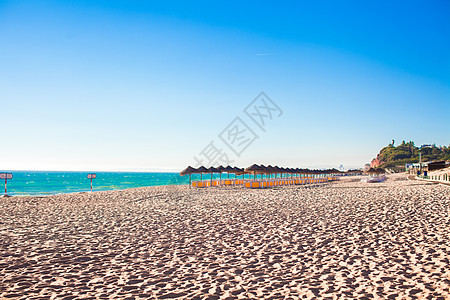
<box><xmin>0</xmin><ymin>171</ymin><xmax>285</xmax><ymax>196</ymax></box>
<box><xmin>0</xmin><ymin>171</ymin><xmax>199</xmax><ymax>196</ymax></box>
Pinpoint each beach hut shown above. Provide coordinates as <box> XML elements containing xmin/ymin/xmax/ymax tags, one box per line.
<box><xmin>180</xmin><ymin>166</ymin><xmax>198</xmax><ymax>188</ymax></box>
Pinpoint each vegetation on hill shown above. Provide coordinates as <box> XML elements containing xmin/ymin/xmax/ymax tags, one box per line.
<box><xmin>372</xmin><ymin>141</ymin><xmax>450</xmax><ymax>169</ymax></box>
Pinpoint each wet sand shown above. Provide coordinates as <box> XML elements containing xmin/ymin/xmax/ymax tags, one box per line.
<box><xmin>1</xmin><ymin>174</ymin><xmax>449</xmax><ymax>299</ymax></box>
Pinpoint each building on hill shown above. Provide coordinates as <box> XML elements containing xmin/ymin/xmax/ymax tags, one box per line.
<box><xmin>408</xmin><ymin>160</ymin><xmax>449</xmax><ymax>176</ymax></box>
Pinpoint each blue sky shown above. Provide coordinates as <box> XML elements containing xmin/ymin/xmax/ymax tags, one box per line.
<box><xmin>1</xmin><ymin>0</ymin><xmax>449</xmax><ymax>171</ymax></box>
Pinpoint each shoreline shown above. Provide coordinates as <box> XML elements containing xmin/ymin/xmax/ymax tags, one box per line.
<box><xmin>2</xmin><ymin>182</ymin><xmax>188</xmax><ymax>198</ymax></box>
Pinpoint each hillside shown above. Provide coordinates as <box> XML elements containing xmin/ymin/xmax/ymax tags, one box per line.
<box><xmin>371</xmin><ymin>141</ymin><xmax>450</xmax><ymax>169</ymax></box>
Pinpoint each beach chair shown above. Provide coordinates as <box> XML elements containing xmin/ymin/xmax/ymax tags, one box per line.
<box><xmin>193</xmin><ymin>181</ymin><xmax>207</xmax><ymax>188</ymax></box>
<box><xmin>244</xmin><ymin>181</ymin><xmax>262</xmax><ymax>188</ymax></box>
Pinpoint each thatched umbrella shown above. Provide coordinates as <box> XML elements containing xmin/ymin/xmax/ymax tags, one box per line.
<box><xmin>208</xmin><ymin>166</ymin><xmax>220</xmax><ymax>183</ymax></box>
<box><xmin>216</xmin><ymin>165</ymin><xmax>226</xmax><ymax>180</ymax></box>
<box><xmin>180</xmin><ymin>166</ymin><xmax>198</xmax><ymax>187</ymax></box>
<box><xmin>266</xmin><ymin>165</ymin><xmax>276</xmax><ymax>179</ymax></box>
<box><xmin>302</xmin><ymin>168</ymin><xmax>311</xmax><ymax>175</ymax></box>
<box><xmin>235</xmin><ymin>167</ymin><xmax>247</xmax><ymax>179</ymax></box>
<box><xmin>300</xmin><ymin>168</ymin><xmax>311</xmax><ymax>180</ymax></box>
<box><xmin>284</xmin><ymin>167</ymin><xmax>291</xmax><ymax>178</ymax></box>
<box><xmin>260</xmin><ymin>165</ymin><xmax>268</xmax><ymax>179</ymax></box>
<box><xmin>245</xmin><ymin>164</ymin><xmax>265</xmax><ymax>180</ymax></box>
<box><xmin>233</xmin><ymin>167</ymin><xmax>244</xmax><ymax>179</ymax></box>
<box><xmin>197</xmin><ymin>166</ymin><xmax>208</xmax><ymax>181</ymax></box>
<box><xmin>329</xmin><ymin>168</ymin><xmax>341</xmax><ymax>174</ymax></box>
<box><xmin>365</xmin><ymin>167</ymin><xmax>385</xmax><ymax>176</ymax></box>
<box><xmin>346</xmin><ymin>169</ymin><xmax>362</xmax><ymax>175</ymax></box>
<box><xmin>365</xmin><ymin>167</ymin><xmax>377</xmax><ymax>175</ymax></box>
<box><xmin>273</xmin><ymin>166</ymin><xmax>283</xmax><ymax>178</ymax></box>
<box><xmin>224</xmin><ymin>165</ymin><xmax>234</xmax><ymax>179</ymax></box>
<box><xmin>288</xmin><ymin>168</ymin><xmax>295</xmax><ymax>178</ymax></box>
<box><xmin>284</xmin><ymin>167</ymin><xmax>290</xmax><ymax>178</ymax></box>
<box><xmin>280</xmin><ymin>167</ymin><xmax>287</xmax><ymax>178</ymax></box>
<box><xmin>271</xmin><ymin>165</ymin><xmax>280</xmax><ymax>178</ymax></box>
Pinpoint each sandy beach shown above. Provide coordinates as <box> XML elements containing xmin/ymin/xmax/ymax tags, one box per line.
<box><xmin>0</xmin><ymin>174</ymin><xmax>449</xmax><ymax>299</ymax></box>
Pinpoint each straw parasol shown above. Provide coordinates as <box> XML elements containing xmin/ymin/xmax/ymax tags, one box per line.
<box><xmin>208</xmin><ymin>166</ymin><xmax>220</xmax><ymax>183</ymax></box>
<box><xmin>224</xmin><ymin>165</ymin><xmax>234</xmax><ymax>179</ymax></box>
<box><xmin>288</xmin><ymin>168</ymin><xmax>295</xmax><ymax>177</ymax></box>
<box><xmin>180</xmin><ymin>166</ymin><xmax>198</xmax><ymax>187</ymax></box>
<box><xmin>233</xmin><ymin>167</ymin><xmax>245</xmax><ymax>178</ymax></box>
<box><xmin>273</xmin><ymin>166</ymin><xmax>283</xmax><ymax>178</ymax></box>
<box><xmin>245</xmin><ymin>164</ymin><xmax>265</xmax><ymax>180</ymax></box>
<box><xmin>365</xmin><ymin>167</ymin><xmax>385</xmax><ymax>175</ymax></box>
<box><xmin>266</xmin><ymin>165</ymin><xmax>276</xmax><ymax>178</ymax></box>
<box><xmin>260</xmin><ymin>165</ymin><xmax>267</xmax><ymax>179</ymax></box>
<box><xmin>301</xmin><ymin>168</ymin><xmax>311</xmax><ymax>174</ymax></box>
<box><xmin>365</xmin><ymin>167</ymin><xmax>377</xmax><ymax>175</ymax></box>
<box><xmin>216</xmin><ymin>165</ymin><xmax>226</xmax><ymax>180</ymax></box>
<box><xmin>180</xmin><ymin>166</ymin><xmax>197</xmax><ymax>176</ymax></box>
<box><xmin>346</xmin><ymin>169</ymin><xmax>362</xmax><ymax>175</ymax></box>
<box><xmin>328</xmin><ymin>168</ymin><xmax>341</xmax><ymax>174</ymax></box>
<box><xmin>197</xmin><ymin>166</ymin><xmax>209</xmax><ymax>181</ymax></box>
<box><xmin>280</xmin><ymin>167</ymin><xmax>287</xmax><ymax>178</ymax></box>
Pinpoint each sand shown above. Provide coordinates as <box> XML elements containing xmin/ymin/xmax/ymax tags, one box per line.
<box><xmin>0</xmin><ymin>174</ymin><xmax>449</xmax><ymax>299</ymax></box>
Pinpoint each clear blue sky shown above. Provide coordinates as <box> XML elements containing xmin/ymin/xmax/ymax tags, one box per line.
<box><xmin>1</xmin><ymin>0</ymin><xmax>449</xmax><ymax>171</ymax></box>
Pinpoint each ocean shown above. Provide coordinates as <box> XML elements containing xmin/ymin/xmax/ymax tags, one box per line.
<box><xmin>0</xmin><ymin>171</ymin><xmax>280</xmax><ymax>196</ymax></box>
<box><xmin>0</xmin><ymin>171</ymin><xmax>202</xmax><ymax>196</ymax></box>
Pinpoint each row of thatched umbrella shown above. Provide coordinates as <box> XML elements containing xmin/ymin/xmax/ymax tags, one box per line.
<box><xmin>180</xmin><ymin>164</ymin><xmax>348</xmax><ymax>186</ymax></box>
<box><xmin>243</xmin><ymin>164</ymin><xmax>344</xmax><ymax>177</ymax></box>
<box><xmin>180</xmin><ymin>165</ymin><xmax>245</xmax><ymax>186</ymax></box>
